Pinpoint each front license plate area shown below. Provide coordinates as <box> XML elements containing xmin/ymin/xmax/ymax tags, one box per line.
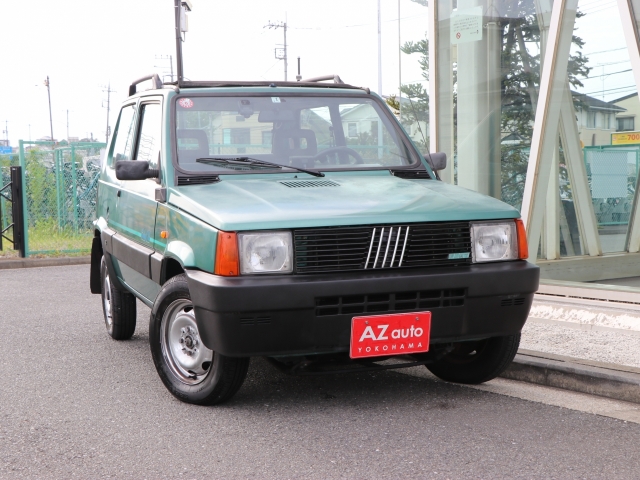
<box><xmin>350</xmin><ymin>312</ymin><xmax>431</xmax><ymax>359</ymax></box>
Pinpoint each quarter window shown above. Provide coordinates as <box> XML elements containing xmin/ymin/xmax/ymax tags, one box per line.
<box><xmin>111</xmin><ymin>105</ymin><xmax>136</xmax><ymax>164</ymax></box>
<box><xmin>135</xmin><ymin>103</ymin><xmax>162</xmax><ymax>168</ymax></box>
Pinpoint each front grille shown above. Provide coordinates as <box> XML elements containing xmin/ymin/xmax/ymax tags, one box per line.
<box><xmin>500</xmin><ymin>297</ymin><xmax>525</xmax><ymax>307</ymax></box>
<box><xmin>316</xmin><ymin>289</ymin><xmax>466</xmax><ymax>317</ymax></box>
<box><xmin>294</xmin><ymin>221</ymin><xmax>471</xmax><ymax>274</ymax></box>
<box><xmin>240</xmin><ymin>315</ymin><xmax>272</xmax><ymax>326</ymax></box>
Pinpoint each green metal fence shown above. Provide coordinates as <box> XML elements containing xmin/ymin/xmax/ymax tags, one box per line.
<box><xmin>0</xmin><ymin>152</ymin><xmax>19</xmax><ymax>256</ymax></box>
<box><xmin>0</xmin><ymin>141</ymin><xmax>105</xmax><ymax>257</ymax></box>
<box><xmin>584</xmin><ymin>145</ymin><xmax>640</xmax><ymax>228</ymax></box>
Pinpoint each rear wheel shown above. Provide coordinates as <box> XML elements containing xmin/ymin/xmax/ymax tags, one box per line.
<box><xmin>100</xmin><ymin>256</ymin><xmax>137</xmax><ymax>340</ymax></box>
<box><xmin>149</xmin><ymin>274</ymin><xmax>249</xmax><ymax>405</ymax></box>
<box><xmin>426</xmin><ymin>334</ymin><xmax>520</xmax><ymax>384</ymax></box>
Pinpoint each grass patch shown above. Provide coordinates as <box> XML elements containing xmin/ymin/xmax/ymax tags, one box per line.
<box><xmin>0</xmin><ymin>220</ymin><xmax>92</xmax><ymax>257</ymax></box>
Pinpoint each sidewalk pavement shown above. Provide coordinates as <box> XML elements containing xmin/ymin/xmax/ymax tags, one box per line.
<box><xmin>511</xmin><ymin>294</ymin><xmax>640</xmax><ymax>404</ymax></box>
<box><xmin>0</xmin><ymin>256</ymin><xmax>90</xmax><ymax>269</ymax></box>
<box><xmin>2</xmin><ymin>257</ymin><xmax>640</xmax><ymax>404</ymax></box>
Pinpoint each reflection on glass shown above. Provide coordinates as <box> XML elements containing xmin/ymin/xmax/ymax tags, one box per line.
<box><xmin>174</xmin><ymin>96</ymin><xmax>415</xmax><ymax>172</ymax></box>
<box><xmin>429</xmin><ymin>0</ymin><xmax>640</xmax><ymax>259</ymax></box>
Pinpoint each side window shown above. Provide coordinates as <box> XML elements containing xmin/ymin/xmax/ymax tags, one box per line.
<box><xmin>135</xmin><ymin>103</ymin><xmax>162</xmax><ymax>168</ymax></box>
<box><xmin>110</xmin><ymin>105</ymin><xmax>137</xmax><ymax>165</ymax></box>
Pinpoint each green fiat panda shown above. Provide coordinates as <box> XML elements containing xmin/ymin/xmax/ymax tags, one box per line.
<box><xmin>90</xmin><ymin>74</ymin><xmax>539</xmax><ymax>405</ymax></box>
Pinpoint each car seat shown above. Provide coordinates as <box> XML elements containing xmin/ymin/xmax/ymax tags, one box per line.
<box><xmin>177</xmin><ymin>129</ymin><xmax>209</xmax><ymax>165</ymax></box>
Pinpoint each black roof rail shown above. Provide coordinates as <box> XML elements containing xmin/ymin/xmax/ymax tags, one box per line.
<box><xmin>129</xmin><ymin>74</ymin><xmax>163</xmax><ymax>96</ymax></box>
<box><xmin>299</xmin><ymin>75</ymin><xmax>344</xmax><ymax>84</ymax></box>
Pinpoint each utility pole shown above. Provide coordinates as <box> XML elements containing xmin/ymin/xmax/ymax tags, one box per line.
<box><xmin>398</xmin><ymin>0</ymin><xmax>402</xmax><ymax>103</ymax></box>
<box><xmin>66</xmin><ymin>110</ymin><xmax>70</xmax><ymax>141</ymax></box>
<box><xmin>44</xmin><ymin>76</ymin><xmax>54</xmax><ymax>144</ymax></box>
<box><xmin>102</xmin><ymin>83</ymin><xmax>116</xmax><ymax>144</ymax></box>
<box><xmin>2</xmin><ymin>120</ymin><xmax>8</xmax><ymax>145</ymax></box>
<box><xmin>265</xmin><ymin>20</ymin><xmax>288</xmax><ymax>81</ymax></box>
<box><xmin>155</xmin><ymin>54</ymin><xmax>175</xmax><ymax>82</ymax></box>
<box><xmin>378</xmin><ymin>0</ymin><xmax>382</xmax><ymax>96</ymax></box>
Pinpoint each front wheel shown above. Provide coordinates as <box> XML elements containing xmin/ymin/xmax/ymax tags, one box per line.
<box><xmin>426</xmin><ymin>334</ymin><xmax>520</xmax><ymax>384</ymax></box>
<box><xmin>149</xmin><ymin>274</ymin><xmax>249</xmax><ymax>405</ymax></box>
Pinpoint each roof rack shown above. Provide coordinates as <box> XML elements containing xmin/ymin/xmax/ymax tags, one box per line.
<box><xmin>170</xmin><ymin>80</ymin><xmax>364</xmax><ymax>90</ymax></box>
<box><xmin>129</xmin><ymin>74</ymin><xmax>163</xmax><ymax>96</ymax></box>
<box><xmin>299</xmin><ymin>75</ymin><xmax>344</xmax><ymax>84</ymax></box>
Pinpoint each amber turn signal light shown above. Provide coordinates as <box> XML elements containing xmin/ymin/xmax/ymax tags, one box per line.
<box><xmin>214</xmin><ymin>231</ymin><xmax>239</xmax><ymax>276</ymax></box>
<box><xmin>515</xmin><ymin>219</ymin><xmax>528</xmax><ymax>260</ymax></box>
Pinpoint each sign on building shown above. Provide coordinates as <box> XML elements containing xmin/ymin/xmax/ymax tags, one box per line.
<box><xmin>450</xmin><ymin>7</ymin><xmax>483</xmax><ymax>45</ymax></box>
<box><xmin>611</xmin><ymin>131</ymin><xmax>640</xmax><ymax>145</ymax></box>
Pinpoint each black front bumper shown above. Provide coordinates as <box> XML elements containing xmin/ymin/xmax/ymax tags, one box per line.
<box><xmin>186</xmin><ymin>261</ymin><xmax>539</xmax><ymax>357</ymax></box>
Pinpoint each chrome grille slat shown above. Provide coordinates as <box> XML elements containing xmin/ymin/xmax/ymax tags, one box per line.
<box><xmin>294</xmin><ymin>222</ymin><xmax>471</xmax><ymax>274</ymax></box>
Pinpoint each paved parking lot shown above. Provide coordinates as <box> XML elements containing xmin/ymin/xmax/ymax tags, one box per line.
<box><xmin>1</xmin><ymin>265</ymin><xmax>640</xmax><ymax>479</ymax></box>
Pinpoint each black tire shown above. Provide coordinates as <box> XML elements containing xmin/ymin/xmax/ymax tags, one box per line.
<box><xmin>426</xmin><ymin>334</ymin><xmax>520</xmax><ymax>384</ymax></box>
<box><xmin>149</xmin><ymin>274</ymin><xmax>249</xmax><ymax>405</ymax></box>
<box><xmin>100</xmin><ymin>256</ymin><xmax>137</xmax><ymax>340</ymax></box>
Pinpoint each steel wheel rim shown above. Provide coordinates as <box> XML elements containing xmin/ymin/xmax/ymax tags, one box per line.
<box><xmin>160</xmin><ymin>298</ymin><xmax>213</xmax><ymax>385</ymax></box>
<box><xmin>103</xmin><ymin>272</ymin><xmax>113</xmax><ymax>330</ymax></box>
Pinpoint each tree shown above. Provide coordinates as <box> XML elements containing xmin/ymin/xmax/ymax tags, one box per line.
<box><xmin>396</xmin><ymin>0</ymin><xmax>590</xmax><ymax>208</ymax></box>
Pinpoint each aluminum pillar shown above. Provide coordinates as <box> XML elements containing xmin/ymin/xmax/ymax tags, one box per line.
<box><xmin>456</xmin><ymin>0</ymin><xmax>502</xmax><ymax>197</ymax></box>
<box><xmin>429</xmin><ymin>0</ymin><xmax>455</xmax><ymax>184</ymax></box>
<box><xmin>617</xmin><ymin>0</ymin><xmax>640</xmax><ymax>252</ymax></box>
<box><xmin>521</xmin><ymin>0</ymin><xmax>579</xmax><ymax>260</ymax></box>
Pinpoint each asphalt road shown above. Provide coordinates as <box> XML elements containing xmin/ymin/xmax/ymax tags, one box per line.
<box><xmin>1</xmin><ymin>265</ymin><xmax>639</xmax><ymax>479</ymax></box>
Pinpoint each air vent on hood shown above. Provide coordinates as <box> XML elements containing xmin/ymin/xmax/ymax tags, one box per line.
<box><xmin>391</xmin><ymin>170</ymin><xmax>431</xmax><ymax>179</ymax></box>
<box><xmin>177</xmin><ymin>175</ymin><xmax>220</xmax><ymax>186</ymax></box>
<box><xmin>280</xmin><ymin>180</ymin><xmax>340</xmax><ymax>188</ymax></box>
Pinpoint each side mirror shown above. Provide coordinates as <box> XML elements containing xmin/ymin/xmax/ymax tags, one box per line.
<box><xmin>425</xmin><ymin>152</ymin><xmax>447</xmax><ymax>171</ymax></box>
<box><xmin>115</xmin><ymin>160</ymin><xmax>159</xmax><ymax>181</ymax></box>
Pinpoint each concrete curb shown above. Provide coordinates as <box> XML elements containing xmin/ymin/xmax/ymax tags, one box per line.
<box><xmin>0</xmin><ymin>256</ymin><xmax>91</xmax><ymax>269</ymax></box>
<box><xmin>503</xmin><ymin>349</ymin><xmax>640</xmax><ymax>404</ymax></box>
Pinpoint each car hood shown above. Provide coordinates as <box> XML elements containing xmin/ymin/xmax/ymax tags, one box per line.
<box><xmin>168</xmin><ymin>172</ymin><xmax>520</xmax><ymax>231</ymax></box>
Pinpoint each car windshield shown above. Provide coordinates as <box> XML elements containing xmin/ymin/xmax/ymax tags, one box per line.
<box><xmin>174</xmin><ymin>94</ymin><xmax>416</xmax><ymax>173</ymax></box>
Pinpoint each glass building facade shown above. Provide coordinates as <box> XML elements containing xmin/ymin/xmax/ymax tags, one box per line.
<box><xmin>426</xmin><ymin>0</ymin><xmax>640</xmax><ymax>286</ymax></box>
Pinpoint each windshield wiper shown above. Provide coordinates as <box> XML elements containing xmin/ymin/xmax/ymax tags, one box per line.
<box><xmin>196</xmin><ymin>157</ymin><xmax>325</xmax><ymax>178</ymax></box>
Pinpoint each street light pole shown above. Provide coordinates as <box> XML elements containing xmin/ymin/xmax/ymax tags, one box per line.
<box><xmin>44</xmin><ymin>76</ymin><xmax>54</xmax><ymax>144</ymax></box>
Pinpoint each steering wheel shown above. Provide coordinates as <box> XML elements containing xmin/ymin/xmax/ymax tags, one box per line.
<box><xmin>312</xmin><ymin>146</ymin><xmax>364</xmax><ymax>165</ymax></box>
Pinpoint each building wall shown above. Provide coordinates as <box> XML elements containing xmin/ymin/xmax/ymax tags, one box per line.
<box><xmin>614</xmin><ymin>94</ymin><xmax>640</xmax><ymax>132</ymax></box>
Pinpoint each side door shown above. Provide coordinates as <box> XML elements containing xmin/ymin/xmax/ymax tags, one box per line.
<box><xmin>109</xmin><ymin>99</ymin><xmax>164</xmax><ymax>302</ymax></box>
<box><xmin>99</xmin><ymin>102</ymin><xmax>137</xmax><ymax>231</ymax></box>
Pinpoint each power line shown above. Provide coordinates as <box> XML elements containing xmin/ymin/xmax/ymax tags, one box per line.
<box><xmin>581</xmin><ymin>84</ymin><xmax>636</xmax><ymax>96</ymax></box>
<box><xmin>288</xmin><ymin>13</ymin><xmax>428</xmax><ymax>31</ymax></box>
<box><xmin>584</xmin><ymin>46</ymin><xmax>627</xmax><ymax>56</ymax></box>
<box><xmin>586</xmin><ymin>68</ymin><xmax>632</xmax><ymax>79</ymax></box>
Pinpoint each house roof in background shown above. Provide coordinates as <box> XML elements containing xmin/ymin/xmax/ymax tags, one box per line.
<box><xmin>572</xmin><ymin>91</ymin><xmax>627</xmax><ymax>112</ymax></box>
<box><xmin>612</xmin><ymin>92</ymin><xmax>639</xmax><ymax>104</ymax></box>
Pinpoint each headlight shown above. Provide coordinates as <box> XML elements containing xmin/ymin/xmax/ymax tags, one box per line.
<box><xmin>470</xmin><ymin>221</ymin><xmax>517</xmax><ymax>263</ymax></box>
<box><xmin>238</xmin><ymin>231</ymin><xmax>293</xmax><ymax>274</ymax></box>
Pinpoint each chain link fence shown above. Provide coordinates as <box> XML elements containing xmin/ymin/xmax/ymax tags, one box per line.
<box><xmin>0</xmin><ymin>141</ymin><xmax>105</xmax><ymax>257</ymax></box>
<box><xmin>584</xmin><ymin>145</ymin><xmax>640</xmax><ymax>253</ymax></box>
